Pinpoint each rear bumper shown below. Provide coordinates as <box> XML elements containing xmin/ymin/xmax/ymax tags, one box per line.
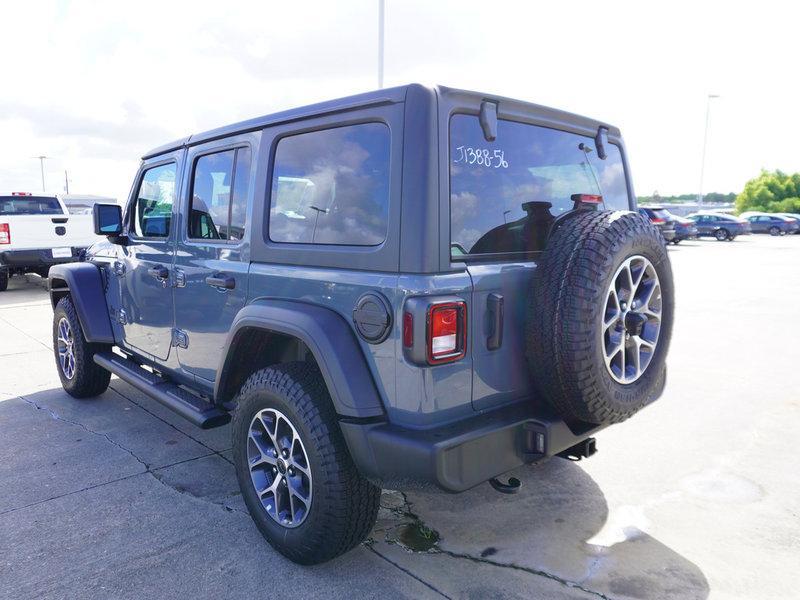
<box><xmin>340</xmin><ymin>400</ymin><xmax>604</xmax><ymax>492</ymax></box>
<box><xmin>0</xmin><ymin>247</ymin><xmax>84</xmax><ymax>270</ymax></box>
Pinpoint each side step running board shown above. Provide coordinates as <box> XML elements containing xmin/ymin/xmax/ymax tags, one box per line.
<box><xmin>94</xmin><ymin>352</ymin><xmax>231</xmax><ymax>429</ymax></box>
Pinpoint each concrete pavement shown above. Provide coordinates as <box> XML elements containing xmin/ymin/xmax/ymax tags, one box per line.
<box><xmin>1</xmin><ymin>234</ymin><xmax>798</xmax><ymax>599</ymax></box>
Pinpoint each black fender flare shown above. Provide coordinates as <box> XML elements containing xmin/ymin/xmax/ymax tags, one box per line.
<box><xmin>48</xmin><ymin>263</ymin><xmax>115</xmax><ymax>344</ymax></box>
<box><xmin>215</xmin><ymin>299</ymin><xmax>386</xmax><ymax>419</ymax></box>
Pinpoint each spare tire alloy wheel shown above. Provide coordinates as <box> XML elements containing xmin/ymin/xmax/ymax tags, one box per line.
<box><xmin>247</xmin><ymin>408</ymin><xmax>312</xmax><ymax>528</ymax></box>
<box><xmin>527</xmin><ymin>210</ymin><xmax>674</xmax><ymax>425</ymax></box>
<box><xmin>603</xmin><ymin>256</ymin><xmax>662</xmax><ymax>384</ymax></box>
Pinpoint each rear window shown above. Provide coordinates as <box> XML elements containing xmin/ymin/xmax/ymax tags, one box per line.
<box><xmin>0</xmin><ymin>196</ymin><xmax>63</xmax><ymax>215</ymax></box>
<box><xmin>449</xmin><ymin>115</ymin><xmax>630</xmax><ymax>259</ymax></box>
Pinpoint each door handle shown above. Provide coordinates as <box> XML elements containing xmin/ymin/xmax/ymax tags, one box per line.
<box><xmin>147</xmin><ymin>265</ymin><xmax>169</xmax><ymax>280</ymax></box>
<box><xmin>205</xmin><ymin>273</ymin><xmax>235</xmax><ymax>290</ymax></box>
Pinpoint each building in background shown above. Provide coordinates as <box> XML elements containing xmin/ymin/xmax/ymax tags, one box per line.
<box><xmin>60</xmin><ymin>194</ymin><xmax>117</xmax><ymax>215</ymax></box>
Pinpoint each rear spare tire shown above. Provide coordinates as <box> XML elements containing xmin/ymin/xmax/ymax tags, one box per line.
<box><xmin>526</xmin><ymin>210</ymin><xmax>674</xmax><ymax>425</ymax></box>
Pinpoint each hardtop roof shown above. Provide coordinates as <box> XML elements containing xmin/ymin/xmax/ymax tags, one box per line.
<box><xmin>142</xmin><ymin>84</ymin><xmax>620</xmax><ymax>160</ymax></box>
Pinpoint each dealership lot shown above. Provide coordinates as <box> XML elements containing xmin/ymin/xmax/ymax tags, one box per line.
<box><xmin>0</xmin><ymin>235</ymin><xmax>798</xmax><ymax>600</ymax></box>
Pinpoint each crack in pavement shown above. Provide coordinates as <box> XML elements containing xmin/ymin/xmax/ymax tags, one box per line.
<box><xmin>364</xmin><ymin>544</ymin><xmax>453</xmax><ymax>600</ymax></box>
<box><xmin>15</xmin><ymin>394</ymin><xmax>247</xmax><ymax>517</ymax></box>
<box><xmin>374</xmin><ymin>490</ymin><xmax>615</xmax><ymax>600</ymax></box>
<box><xmin>109</xmin><ymin>383</ymin><xmax>233</xmax><ymax>466</ymax></box>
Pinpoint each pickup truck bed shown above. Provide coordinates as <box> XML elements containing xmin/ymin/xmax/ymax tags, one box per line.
<box><xmin>0</xmin><ymin>193</ymin><xmax>99</xmax><ymax>286</ymax></box>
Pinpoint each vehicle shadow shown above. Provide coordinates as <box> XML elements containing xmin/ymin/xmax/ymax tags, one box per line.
<box><xmin>373</xmin><ymin>458</ymin><xmax>710</xmax><ymax>600</ymax></box>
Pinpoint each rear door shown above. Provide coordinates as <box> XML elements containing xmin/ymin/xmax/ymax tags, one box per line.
<box><xmin>447</xmin><ymin>113</ymin><xmax>633</xmax><ymax>410</ymax></box>
<box><xmin>118</xmin><ymin>154</ymin><xmax>181</xmax><ymax>361</ymax></box>
<box><xmin>173</xmin><ymin>134</ymin><xmax>257</xmax><ymax>384</ymax></box>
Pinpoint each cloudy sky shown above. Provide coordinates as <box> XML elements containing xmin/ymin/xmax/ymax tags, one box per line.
<box><xmin>1</xmin><ymin>0</ymin><xmax>796</xmax><ymax>201</ymax></box>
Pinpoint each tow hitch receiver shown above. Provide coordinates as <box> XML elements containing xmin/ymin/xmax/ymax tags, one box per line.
<box><xmin>557</xmin><ymin>437</ymin><xmax>597</xmax><ymax>461</ymax></box>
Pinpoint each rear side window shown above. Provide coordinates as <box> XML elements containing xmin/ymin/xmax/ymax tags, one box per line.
<box><xmin>269</xmin><ymin>123</ymin><xmax>391</xmax><ymax>246</ymax></box>
<box><xmin>0</xmin><ymin>196</ymin><xmax>63</xmax><ymax>215</ymax></box>
<box><xmin>132</xmin><ymin>163</ymin><xmax>176</xmax><ymax>238</ymax></box>
<box><xmin>188</xmin><ymin>147</ymin><xmax>251</xmax><ymax>242</ymax></box>
<box><xmin>449</xmin><ymin>115</ymin><xmax>630</xmax><ymax>259</ymax></box>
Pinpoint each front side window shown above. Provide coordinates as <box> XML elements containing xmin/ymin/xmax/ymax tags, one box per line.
<box><xmin>269</xmin><ymin>122</ymin><xmax>391</xmax><ymax>246</ymax></box>
<box><xmin>133</xmin><ymin>163</ymin><xmax>176</xmax><ymax>238</ymax></box>
<box><xmin>189</xmin><ymin>147</ymin><xmax>251</xmax><ymax>242</ymax></box>
<box><xmin>450</xmin><ymin>114</ymin><xmax>631</xmax><ymax>259</ymax></box>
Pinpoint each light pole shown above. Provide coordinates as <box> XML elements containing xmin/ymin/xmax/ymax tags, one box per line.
<box><xmin>377</xmin><ymin>0</ymin><xmax>385</xmax><ymax>88</ymax></box>
<box><xmin>697</xmin><ymin>94</ymin><xmax>719</xmax><ymax>207</ymax></box>
<box><xmin>33</xmin><ymin>155</ymin><xmax>49</xmax><ymax>192</ymax></box>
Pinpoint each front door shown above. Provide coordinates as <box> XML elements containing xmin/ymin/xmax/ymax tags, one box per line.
<box><xmin>173</xmin><ymin>136</ymin><xmax>256</xmax><ymax>383</ymax></box>
<box><xmin>119</xmin><ymin>156</ymin><xmax>181</xmax><ymax>361</ymax></box>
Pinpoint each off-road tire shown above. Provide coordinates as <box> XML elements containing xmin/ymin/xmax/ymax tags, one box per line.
<box><xmin>526</xmin><ymin>210</ymin><xmax>674</xmax><ymax>425</ymax></box>
<box><xmin>52</xmin><ymin>296</ymin><xmax>111</xmax><ymax>398</ymax></box>
<box><xmin>232</xmin><ymin>362</ymin><xmax>381</xmax><ymax>565</ymax></box>
<box><xmin>0</xmin><ymin>271</ymin><xmax>7</xmax><ymax>292</ymax></box>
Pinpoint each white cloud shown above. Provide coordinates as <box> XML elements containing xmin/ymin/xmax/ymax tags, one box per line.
<box><xmin>1</xmin><ymin>0</ymin><xmax>797</xmax><ymax>201</ymax></box>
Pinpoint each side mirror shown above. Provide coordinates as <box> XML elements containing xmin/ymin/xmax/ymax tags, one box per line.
<box><xmin>93</xmin><ymin>203</ymin><xmax>123</xmax><ymax>237</ymax></box>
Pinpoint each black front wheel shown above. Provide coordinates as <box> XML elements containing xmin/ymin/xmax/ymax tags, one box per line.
<box><xmin>232</xmin><ymin>362</ymin><xmax>381</xmax><ymax>565</ymax></box>
<box><xmin>52</xmin><ymin>297</ymin><xmax>111</xmax><ymax>398</ymax></box>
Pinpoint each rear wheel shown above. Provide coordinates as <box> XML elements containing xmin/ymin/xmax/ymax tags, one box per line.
<box><xmin>715</xmin><ymin>228</ymin><xmax>729</xmax><ymax>241</ymax></box>
<box><xmin>232</xmin><ymin>362</ymin><xmax>381</xmax><ymax>565</ymax></box>
<box><xmin>769</xmin><ymin>226</ymin><xmax>781</xmax><ymax>236</ymax></box>
<box><xmin>526</xmin><ymin>210</ymin><xmax>674</xmax><ymax>425</ymax></box>
<box><xmin>52</xmin><ymin>297</ymin><xmax>111</xmax><ymax>398</ymax></box>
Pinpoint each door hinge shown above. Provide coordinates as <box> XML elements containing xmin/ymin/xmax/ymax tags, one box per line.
<box><xmin>174</xmin><ymin>268</ymin><xmax>186</xmax><ymax>288</ymax></box>
<box><xmin>111</xmin><ymin>308</ymin><xmax>128</xmax><ymax>325</ymax></box>
<box><xmin>172</xmin><ymin>329</ymin><xmax>189</xmax><ymax>349</ymax></box>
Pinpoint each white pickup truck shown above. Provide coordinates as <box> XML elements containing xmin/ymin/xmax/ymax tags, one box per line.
<box><xmin>0</xmin><ymin>192</ymin><xmax>100</xmax><ymax>292</ymax></box>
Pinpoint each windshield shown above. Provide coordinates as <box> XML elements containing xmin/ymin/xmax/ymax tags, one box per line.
<box><xmin>0</xmin><ymin>196</ymin><xmax>63</xmax><ymax>215</ymax></box>
<box><xmin>450</xmin><ymin>114</ymin><xmax>630</xmax><ymax>259</ymax></box>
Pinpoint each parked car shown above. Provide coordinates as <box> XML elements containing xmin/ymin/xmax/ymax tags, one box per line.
<box><xmin>0</xmin><ymin>192</ymin><xmax>99</xmax><ymax>291</ymax></box>
<box><xmin>686</xmin><ymin>212</ymin><xmax>750</xmax><ymax>241</ymax></box>
<box><xmin>670</xmin><ymin>214</ymin><xmax>698</xmax><ymax>244</ymax></box>
<box><xmin>47</xmin><ymin>85</ymin><xmax>674</xmax><ymax>565</ymax></box>
<box><xmin>638</xmin><ymin>206</ymin><xmax>676</xmax><ymax>242</ymax></box>
<box><xmin>745</xmin><ymin>214</ymin><xmax>799</xmax><ymax>235</ymax></box>
<box><xmin>776</xmin><ymin>213</ymin><xmax>800</xmax><ymax>233</ymax></box>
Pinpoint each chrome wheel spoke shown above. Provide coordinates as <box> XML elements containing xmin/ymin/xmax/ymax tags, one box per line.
<box><xmin>603</xmin><ymin>256</ymin><xmax>662</xmax><ymax>385</ymax></box>
<box><xmin>56</xmin><ymin>317</ymin><xmax>76</xmax><ymax>380</ymax></box>
<box><xmin>247</xmin><ymin>407</ymin><xmax>312</xmax><ymax>528</ymax></box>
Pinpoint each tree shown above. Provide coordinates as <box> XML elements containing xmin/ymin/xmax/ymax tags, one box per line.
<box><xmin>736</xmin><ymin>170</ymin><xmax>800</xmax><ymax>214</ymax></box>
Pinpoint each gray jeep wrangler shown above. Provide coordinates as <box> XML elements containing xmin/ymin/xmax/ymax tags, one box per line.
<box><xmin>48</xmin><ymin>85</ymin><xmax>673</xmax><ymax>564</ymax></box>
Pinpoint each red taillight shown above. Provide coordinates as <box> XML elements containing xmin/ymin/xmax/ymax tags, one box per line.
<box><xmin>403</xmin><ymin>312</ymin><xmax>414</xmax><ymax>348</ymax></box>
<box><xmin>427</xmin><ymin>301</ymin><xmax>467</xmax><ymax>364</ymax></box>
<box><xmin>573</xmin><ymin>194</ymin><xmax>603</xmax><ymax>204</ymax></box>
<box><xmin>11</xmin><ymin>192</ymin><xmax>31</xmax><ymax>196</ymax></box>
<box><xmin>651</xmin><ymin>218</ymin><xmax>665</xmax><ymax>224</ymax></box>
<box><xmin>0</xmin><ymin>223</ymin><xmax>10</xmax><ymax>245</ymax></box>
